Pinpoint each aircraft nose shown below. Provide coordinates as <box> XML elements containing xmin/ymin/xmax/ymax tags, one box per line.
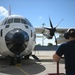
<box><xmin>12</xmin><ymin>30</ymin><xmax>28</xmax><ymax>44</ymax></box>
<box><xmin>5</xmin><ymin>28</ymin><xmax>29</xmax><ymax>55</ymax></box>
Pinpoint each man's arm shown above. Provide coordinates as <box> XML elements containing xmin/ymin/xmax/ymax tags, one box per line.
<box><xmin>53</xmin><ymin>53</ymin><xmax>61</xmax><ymax>62</ymax></box>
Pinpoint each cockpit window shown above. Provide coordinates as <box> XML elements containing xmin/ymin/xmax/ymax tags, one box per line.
<box><xmin>25</xmin><ymin>19</ymin><xmax>33</xmax><ymax>27</ymax></box>
<box><xmin>3</xmin><ymin>18</ymin><xmax>13</xmax><ymax>25</ymax></box>
<box><xmin>21</xmin><ymin>19</ymin><xmax>26</xmax><ymax>24</ymax></box>
<box><xmin>14</xmin><ymin>18</ymin><xmax>20</xmax><ymax>23</ymax></box>
<box><xmin>4</xmin><ymin>20</ymin><xmax>7</xmax><ymax>25</ymax></box>
<box><xmin>7</xmin><ymin>18</ymin><xmax>13</xmax><ymax>24</ymax></box>
<box><xmin>2</xmin><ymin>17</ymin><xmax>33</xmax><ymax>27</ymax></box>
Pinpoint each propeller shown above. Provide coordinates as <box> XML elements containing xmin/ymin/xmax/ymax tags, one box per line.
<box><xmin>44</xmin><ymin>17</ymin><xmax>64</xmax><ymax>45</ymax></box>
<box><xmin>44</xmin><ymin>17</ymin><xmax>56</xmax><ymax>37</ymax></box>
<box><xmin>49</xmin><ymin>17</ymin><xmax>57</xmax><ymax>45</ymax></box>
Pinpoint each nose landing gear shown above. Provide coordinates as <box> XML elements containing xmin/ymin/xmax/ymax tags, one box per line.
<box><xmin>10</xmin><ymin>55</ymin><xmax>21</xmax><ymax>66</ymax></box>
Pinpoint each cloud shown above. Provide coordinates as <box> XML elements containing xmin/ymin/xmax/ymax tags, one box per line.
<box><xmin>38</xmin><ymin>16</ymin><xmax>42</xmax><ymax>19</ymax></box>
<box><xmin>0</xmin><ymin>6</ymin><xmax>8</xmax><ymax>18</ymax></box>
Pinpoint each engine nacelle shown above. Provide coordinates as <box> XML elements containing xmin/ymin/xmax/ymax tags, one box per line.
<box><xmin>46</xmin><ymin>36</ymin><xmax>53</xmax><ymax>39</ymax></box>
<box><xmin>42</xmin><ymin>29</ymin><xmax>53</xmax><ymax>39</ymax></box>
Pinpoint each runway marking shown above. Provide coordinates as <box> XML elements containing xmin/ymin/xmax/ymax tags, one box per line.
<box><xmin>16</xmin><ymin>66</ymin><xmax>30</xmax><ymax>75</ymax></box>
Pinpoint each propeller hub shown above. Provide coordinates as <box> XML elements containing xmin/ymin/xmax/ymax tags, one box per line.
<box><xmin>50</xmin><ymin>28</ymin><xmax>56</xmax><ymax>36</ymax></box>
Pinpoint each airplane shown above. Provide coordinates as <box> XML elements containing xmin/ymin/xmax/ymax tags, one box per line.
<box><xmin>0</xmin><ymin>6</ymin><xmax>68</xmax><ymax>65</ymax></box>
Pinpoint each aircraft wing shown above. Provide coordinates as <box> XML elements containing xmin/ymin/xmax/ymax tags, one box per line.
<box><xmin>55</xmin><ymin>28</ymin><xmax>68</xmax><ymax>34</ymax></box>
<box><xmin>35</xmin><ymin>27</ymin><xmax>68</xmax><ymax>34</ymax></box>
<box><xmin>35</xmin><ymin>27</ymin><xmax>45</xmax><ymax>34</ymax></box>
<box><xmin>35</xmin><ymin>27</ymin><xmax>68</xmax><ymax>39</ymax></box>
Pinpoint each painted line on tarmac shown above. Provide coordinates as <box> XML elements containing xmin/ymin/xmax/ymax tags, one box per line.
<box><xmin>16</xmin><ymin>66</ymin><xmax>30</xmax><ymax>75</ymax></box>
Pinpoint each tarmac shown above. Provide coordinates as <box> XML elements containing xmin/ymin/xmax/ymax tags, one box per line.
<box><xmin>0</xmin><ymin>51</ymin><xmax>65</xmax><ymax>75</ymax></box>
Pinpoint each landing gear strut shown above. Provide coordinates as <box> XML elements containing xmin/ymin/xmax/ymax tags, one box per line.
<box><xmin>15</xmin><ymin>55</ymin><xmax>21</xmax><ymax>64</ymax></box>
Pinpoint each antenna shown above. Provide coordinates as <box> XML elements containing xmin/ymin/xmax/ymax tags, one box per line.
<box><xmin>8</xmin><ymin>5</ymin><xmax>11</xmax><ymax>16</ymax></box>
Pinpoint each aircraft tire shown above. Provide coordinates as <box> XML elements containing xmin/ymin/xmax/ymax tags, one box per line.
<box><xmin>25</xmin><ymin>53</ymin><xmax>32</xmax><ymax>59</ymax></box>
<box><xmin>10</xmin><ymin>57</ymin><xmax>15</xmax><ymax>65</ymax></box>
<box><xmin>16</xmin><ymin>57</ymin><xmax>21</xmax><ymax>64</ymax></box>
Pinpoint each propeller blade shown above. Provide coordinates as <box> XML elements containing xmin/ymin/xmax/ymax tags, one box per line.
<box><xmin>49</xmin><ymin>17</ymin><xmax>53</xmax><ymax>28</ymax></box>
<box><xmin>54</xmin><ymin>35</ymin><xmax>57</xmax><ymax>45</ymax></box>
<box><xmin>55</xmin><ymin>19</ymin><xmax>64</xmax><ymax>28</ymax></box>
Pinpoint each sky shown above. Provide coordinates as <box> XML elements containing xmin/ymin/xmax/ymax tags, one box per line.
<box><xmin>0</xmin><ymin>0</ymin><xmax>75</xmax><ymax>45</ymax></box>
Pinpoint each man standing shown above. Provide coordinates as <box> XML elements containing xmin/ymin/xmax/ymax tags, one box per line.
<box><xmin>53</xmin><ymin>28</ymin><xmax>75</xmax><ymax>75</ymax></box>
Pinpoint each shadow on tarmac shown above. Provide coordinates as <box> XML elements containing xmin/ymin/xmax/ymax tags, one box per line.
<box><xmin>0</xmin><ymin>57</ymin><xmax>46</xmax><ymax>75</ymax></box>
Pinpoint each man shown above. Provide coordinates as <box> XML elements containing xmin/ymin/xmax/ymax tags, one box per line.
<box><xmin>53</xmin><ymin>28</ymin><xmax>75</xmax><ymax>75</ymax></box>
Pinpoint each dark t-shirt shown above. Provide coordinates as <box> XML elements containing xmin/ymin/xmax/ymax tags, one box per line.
<box><xmin>56</xmin><ymin>40</ymin><xmax>75</xmax><ymax>73</ymax></box>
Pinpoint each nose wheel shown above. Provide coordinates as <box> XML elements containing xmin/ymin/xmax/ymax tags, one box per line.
<box><xmin>10</xmin><ymin>55</ymin><xmax>21</xmax><ymax>65</ymax></box>
<box><xmin>10</xmin><ymin>57</ymin><xmax>15</xmax><ymax>65</ymax></box>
